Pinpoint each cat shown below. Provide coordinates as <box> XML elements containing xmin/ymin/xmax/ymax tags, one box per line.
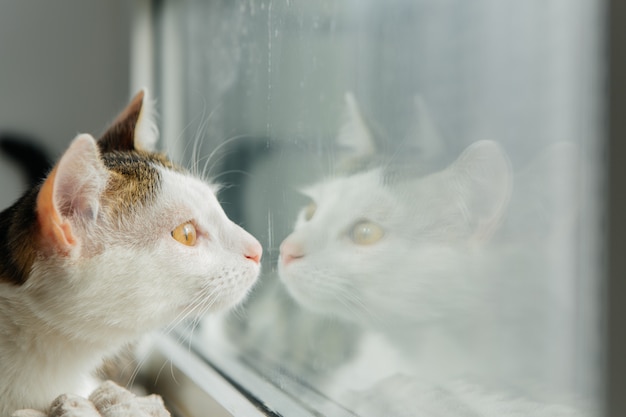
<box><xmin>220</xmin><ymin>92</ymin><xmax>449</xmax><ymax>385</ymax></box>
<box><xmin>278</xmin><ymin>96</ymin><xmax>512</xmax><ymax>378</ymax></box>
<box><xmin>0</xmin><ymin>90</ymin><xmax>262</xmax><ymax>415</ymax></box>
<box><xmin>276</xmin><ymin>94</ymin><xmax>588</xmax><ymax>414</ymax></box>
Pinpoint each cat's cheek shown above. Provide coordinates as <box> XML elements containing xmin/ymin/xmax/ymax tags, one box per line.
<box><xmin>165</xmin><ymin>246</ymin><xmax>260</xmax><ymax>315</ymax></box>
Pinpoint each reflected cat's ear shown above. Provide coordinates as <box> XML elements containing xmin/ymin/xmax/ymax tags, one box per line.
<box><xmin>37</xmin><ymin>135</ymin><xmax>108</xmax><ymax>254</ymax></box>
<box><xmin>508</xmin><ymin>142</ymin><xmax>579</xmax><ymax>238</ymax></box>
<box><xmin>337</xmin><ymin>92</ymin><xmax>376</xmax><ymax>162</ymax></box>
<box><xmin>517</xmin><ymin>142</ymin><xmax>578</xmax><ymax>209</ymax></box>
<box><xmin>406</xmin><ymin>96</ymin><xmax>445</xmax><ymax>163</ymax></box>
<box><xmin>449</xmin><ymin>140</ymin><xmax>512</xmax><ymax>242</ymax></box>
<box><xmin>98</xmin><ymin>89</ymin><xmax>158</xmax><ymax>153</ymax></box>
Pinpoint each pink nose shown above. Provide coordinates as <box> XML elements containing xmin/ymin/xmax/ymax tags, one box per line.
<box><xmin>280</xmin><ymin>240</ymin><xmax>305</xmax><ymax>266</ymax></box>
<box><xmin>245</xmin><ymin>240</ymin><xmax>263</xmax><ymax>264</ymax></box>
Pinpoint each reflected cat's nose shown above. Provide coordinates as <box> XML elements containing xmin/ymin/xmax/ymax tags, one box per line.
<box><xmin>280</xmin><ymin>240</ymin><xmax>305</xmax><ymax>266</ymax></box>
<box><xmin>245</xmin><ymin>240</ymin><xmax>263</xmax><ymax>264</ymax></box>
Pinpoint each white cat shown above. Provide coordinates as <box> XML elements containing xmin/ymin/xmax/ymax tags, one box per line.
<box><xmin>0</xmin><ymin>90</ymin><xmax>262</xmax><ymax>415</ymax></box>
<box><xmin>277</xmin><ymin>94</ymin><xmax>588</xmax><ymax>415</ymax></box>
<box><xmin>221</xmin><ymin>92</ymin><xmax>450</xmax><ymax>385</ymax></box>
<box><xmin>279</xmin><ymin>94</ymin><xmax>511</xmax><ymax>338</ymax></box>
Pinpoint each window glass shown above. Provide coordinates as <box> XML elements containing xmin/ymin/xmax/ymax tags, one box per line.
<box><xmin>156</xmin><ymin>0</ymin><xmax>604</xmax><ymax>415</ymax></box>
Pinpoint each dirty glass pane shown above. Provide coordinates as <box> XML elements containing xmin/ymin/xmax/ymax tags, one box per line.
<box><xmin>157</xmin><ymin>0</ymin><xmax>605</xmax><ymax>415</ymax></box>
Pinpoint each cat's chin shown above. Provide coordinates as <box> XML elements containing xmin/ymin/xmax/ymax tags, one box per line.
<box><xmin>175</xmin><ymin>278</ymin><xmax>258</xmax><ymax>320</ymax></box>
<box><xmin>175</xmin><ymin>294</ymin><xmax>249</xmax><ymax>317</ymax></box>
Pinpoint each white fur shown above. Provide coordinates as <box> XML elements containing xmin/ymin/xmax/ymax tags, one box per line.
<box><xmin>276</xmin><ymin>97</ymin><xmax>587</xmax><ymax>412</ymax></box>
<box><xmin>53</xmin><ymin>135</ymin><xmax>109</xmax><ymax>225</ymax></box>
<box><xmin>0</xmin><ymin>141</ymin><xmax>260</xmax><ymax>415</ymax></box>
<box><xmin>278</xmin><ymin>143</ymin><xmax>585</xmax><ymax>409</ymax></box>
<box><xmin>280</xmin><ymin>142</ymin><xmax>511</xmax><ymax>327</ymax></box>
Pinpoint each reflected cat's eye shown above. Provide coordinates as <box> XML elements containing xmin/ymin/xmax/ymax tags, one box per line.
<box><xmin>348</xmin><ymin>220</ymin><xmax>384</xmax><ymax>245</ymax></box>
<box><xmin>171</xmin><ymin>222</ymin><xmax>197</xmax><ymax>246</ymax></box>
<box><xmin>304</xmin><ymin>202</ymin><xmax>317</xmax><ymax>221</ymax></box>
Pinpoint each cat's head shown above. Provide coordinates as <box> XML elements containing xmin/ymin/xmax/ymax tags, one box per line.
<box><xmin>14</xmin><ymin>90</ymin><xmax>262</xmax><ymax>342</ymax></box>
<box><xmin>278</xmin><ymin>94</ymin><xmax>511</xmax><ymax>326</ymax></box>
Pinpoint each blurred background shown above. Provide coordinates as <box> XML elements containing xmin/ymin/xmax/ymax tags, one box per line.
<box><xmin>0</xmin><ymin>0</ymin><xmax>131</xmax><ymax>210</ymax></box>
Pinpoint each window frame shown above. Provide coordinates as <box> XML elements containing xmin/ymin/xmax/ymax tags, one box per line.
<box><xmin>606</xmin><ymin>0</ymin><xmax>626</xmax><ymax>415</ymax></box>
<box><xmin>130</xmin><ymin>0</ymin><xmax>622</xmax><ymax>415</ymax></box>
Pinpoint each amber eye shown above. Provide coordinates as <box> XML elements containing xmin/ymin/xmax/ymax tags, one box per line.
<box><xmin>171</xmin><ymin>222</ymin><xmax>197</xmax><ymax>246</ymax></box>
<box><xmin>348</xmin><ymin>220</ymin><xmax>385</xmax><ymax>245</ymax></box>
<box><xmin>303</xmin><ymin>202</ymin><xmax>317</xmax><ymax>221</ymax></box>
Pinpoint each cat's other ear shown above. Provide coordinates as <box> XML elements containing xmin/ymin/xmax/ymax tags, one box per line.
<box><xmin>449</xmin><ymin>140</ymin><xmax>512</xmax><ymax>242</ymax></box>
<box><xmin>98</xmin><ymin>89</ymin><xmax>158</xmax><ymax>153</ymax></box>
<box><xmin>504</xmin><ymin>142</ymin><xmax>579</xmax><ymax>240</ymax></box>
<box><xmin>336</xmin><ymin>92</ymin><xmax>376</xmax><ymax>163</ymax></box>
<box><xmin>37</xmin><ymin>134</ymin><xmax>108</xmax><ymax>254</ymax></box>
<box><xmin>405</xmin><ymin>96</ymin><xmax>445</xmax><ymax>163</ymax></box>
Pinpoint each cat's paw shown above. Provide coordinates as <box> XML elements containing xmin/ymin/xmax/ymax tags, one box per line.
<box><xmin>11</xmin><ymin>394</ymin><xmax>100</xmax><ymax>417</ymax></box>
<box><xmin>48</xmin><ymin>394</ymin><xmax>100</xmax><ymax>417</ymax></box>
<box><xmin>11</xmin><ymin>381</ymin><xmax>171</xmax><ymax>417</ymax></box>
<box><xmin>340</xmin><ymin>374</ymin><xmax>438</xmax><ymax>417</ymax></box>
<box><xmin>341</xmin><ymin>375</ymin><xmax>587</xmax><ymax>417</ymax></box>
<box><xmin>88</xmin><ymin>381</ymin><xmax>170</xmax><ymax>417</ymax></box>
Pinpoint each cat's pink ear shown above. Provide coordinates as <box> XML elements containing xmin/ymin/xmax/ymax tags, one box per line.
<box><xmin>37</xmin><ymin>135</ymin><xmax>108</xmax><ymax>254</ymax></box>
<box><xmin>98</xmin><ymin>89</ymin><xmax>158</xmax><ymax>153</ymax></box>
<box><xmin>449</xmin><ymin>140</ymin><xmax>512</xmax><ymax>242</ymax></box>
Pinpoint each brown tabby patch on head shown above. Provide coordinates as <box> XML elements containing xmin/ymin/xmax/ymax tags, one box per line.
<box><xmin>0</xmin><ymin>149</ymin><xmax>180</xmax><ymax>286</ymax></box>
<box><xmin>0</xmin><ymin>90</ymin><xmax>173</xmax><ymax>285</ymax></box>
<box><xmin>100</xmin><ymin>150</ymin><xmax>179</xmax><ymax>218</ymax></box>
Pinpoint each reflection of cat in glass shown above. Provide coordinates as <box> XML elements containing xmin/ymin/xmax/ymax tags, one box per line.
<box><xmin>279</xmin><ymin>96</ymin><xmax>511</xmax><ymax>331</ymax></box>
<box><xmin>276</xmin><ymin>95</ymin><xmax>586</xmax><ymax>415</ymax></box>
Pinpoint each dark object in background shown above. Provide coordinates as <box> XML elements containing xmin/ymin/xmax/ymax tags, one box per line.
<box><xmin>0</xmin><ymin>133</ymin><xmax>52</xmax><ymax>187</ymax></box>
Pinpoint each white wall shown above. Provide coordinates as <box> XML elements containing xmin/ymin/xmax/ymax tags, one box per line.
<box><xmin>0</xmin><ymin>0</ymin><xmax>131</xmax><ymax>209</ymax></box>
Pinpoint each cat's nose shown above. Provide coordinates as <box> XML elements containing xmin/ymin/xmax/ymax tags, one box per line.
<box><xmin>244</xmin><ymin>240</ymin><xmax>263</xmax><ymax>264</ymax></box>
<box><xmin>280</xmin><ymin>240</ymin><xmax>305</xmax><ymax>266</ymax></box>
